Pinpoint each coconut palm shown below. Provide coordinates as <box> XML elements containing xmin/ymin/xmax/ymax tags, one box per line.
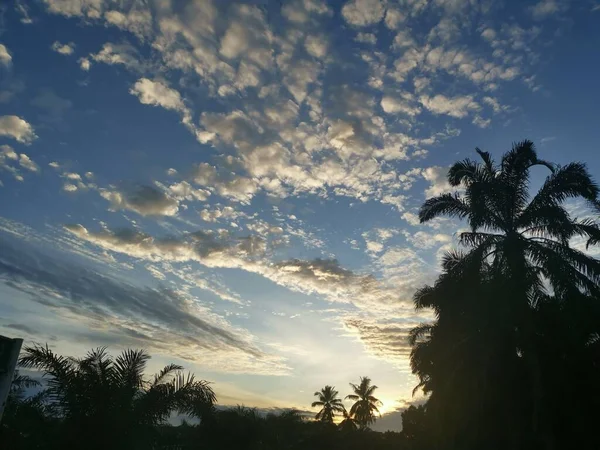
<box><xmin>345</xmin><ymin>377</ymin><xmax>381</xmax><ymax>429</ymax></box>
<box><xmin>18</xmin><ymin>344</ymin><xmax>216</xmax><ymax>450</ymax></box>
<box><xmin>414</xmin><ymin>141</ymin><xmax>600</xmax><ymax>448</ymax></box>
<box><xmin>311</xmin><ymin>385</ymin><xmax>345</xmax><ymax>423</ymax></box>
<box><xmin>419</xmin><ymin>141</ymin><xmax>600</xmax><ymax>299</ymax></box>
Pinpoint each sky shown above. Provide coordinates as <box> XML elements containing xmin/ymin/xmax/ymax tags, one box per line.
<box><xmin>1</xmin><ymin>0</ymin><xmax>600</xmax><ymax>431</ymax></box>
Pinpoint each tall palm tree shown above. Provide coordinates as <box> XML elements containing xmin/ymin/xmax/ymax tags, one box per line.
<box><xmin>18</xmin><ymin>344</ymin><xmax>216</xmax><ymax>450</ymax></box>
<box><xmin>415</xmin><ymin>141</ymin><xmax>600</xmax><ymax>448</ymax></box>
<box><xmin>311</xmin><ymin>385</ymin><xmax>345</xmax><ymax>423</ymax></box>
<box><xmin>345</xmin><ymin>377</ymin><xmax>381</xmax><ymax>429</ymax></box>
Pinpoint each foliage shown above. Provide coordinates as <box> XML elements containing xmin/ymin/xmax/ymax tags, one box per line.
<box><xmin>311</xmin><ymin>385</ymin><xmax>345</xmax><ymax>423</ymax></box>
<box><xmin>1</xmin><ymin>345</ymin><xmax>216</xmax><ymax>450</ymax></box>
<box><xmin>345</xmin><ymin>376</ymin><xmax>382</xmax><ymax>429</ymax></box>
<box><xmin>412</xmin><ymin>142</ymin><xmax>600</xmax><ymax>449</ymax></box>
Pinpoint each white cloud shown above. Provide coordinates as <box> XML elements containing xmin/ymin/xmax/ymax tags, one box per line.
<box><xmin>342</xmin><ymin>0</ymin><xmax>385</xmax><ymax>26</ymax></box>
<box><xmin>381</xmin><ymin>94</ymin><xmax>421</xmax><ymax>116</ymax></box>
<box><xmin>305</xmin><ymin>35</ymin><xmax>328</xmax><ymax>59</ymax></box>
<box><xmin>392</xmin><ymin>30</ymin><xmax>416</xmax><ymax>49</ymax></box>
<box><xmin>100</xmin><ymin>185</ymin><xmax>180</xmax><ymax>217</ymax></box>
<box><xmin>130</xmin><ymin>78</ymin><xmax>206</xmax><ymax>142</ymax></box>
<box><xmin>530</xmin><ymin>0</ymin><xmax>567</xmax><ymax>20</ymax></box>
<box><xmin>18</xmin><ymin>154</ymin><xmax>39</xmax><ymax>172</ymax></box>
<box><xmin>282</xmin><ymin>0</ymin><xmax>332</xmax><ymax>23</ymax></box>
<box><xmin>78</xmin><ymin>57</ymin><xmax>91</xmax><ymax>71</ymax></box>
<box><xmin>131</xmin><ymin>78</ymin><xmax>186</xmax><ymax>112</ymax></box>
<box><xmin>472</xmin><ymin>115</ymin><xmax>491</xmax><ymax>128</ymax></box>
<box><xmin>104</xmin><ymin>7</ymin><xmax>152</xmax><ymax>39</ymax></box>
<box><xmin>422</xmin><ymin>166</ymin><xmax>452</xmax><ymax>198</ymax></box>
<box><xmin>0</xmin><ymin>145</ymin><xmax>39</xmax><ymax>182</ymax></box>
<box><xmin>401</xmin><ymin>212</ymin><xmax>421</xmax><ymax>226</ymax></box>
<box><xmin>419</xmin><ymin>94</ymin><xmax>480</xmax><ymax>118</ymax></box>
<box><xmin>384</xmin><ymin>8</ymin><xmax>405</xmax><ymax>29</ymax></box>
<box><xmin>42</xmin><ymin>0</ymin><xmax>105</xmax><ymax>18</ymax></box>
<box><xmin>0</xmin><ymin>44</ymin><xmax>12</xmax><ymax>67</ymax></box>
<box><xmin>168</xmin><ymin>181</ymin><xmax>210</xmax><ymax>202</ymax></box>
<box><xmin>91</xmin><ymin>42</ymin><xmax>143</xmax><ymax>72</ymax></box>
<box><xmin>51</xmin><ymin>41</ymin><xmax>75</xmax><ymax>55</ymax></box>
<box><xmin>0</xmin><ymin>115</ymin><xmax>37</xmax><ymax>144</ymax></box>
<box><xmin>355</xmin><ymin>32</ymin><xmax>377</xmax><ymax>45</ymax></box>
<box><xmin>403</xmin><ymin>230</ymin><xmax>452</xmax><ymax>249</ymax></box>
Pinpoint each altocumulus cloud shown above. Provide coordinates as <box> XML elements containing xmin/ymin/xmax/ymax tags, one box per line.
<box><xmin>0</xmin><ymin>115</ymin><xmax>37</xmax><ymax>144</ymax></box>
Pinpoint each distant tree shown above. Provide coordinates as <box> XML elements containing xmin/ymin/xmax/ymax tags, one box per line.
<box><xmin>338</xmin><ymin>410</ymin><xmax>358</xmax><ymax>433</ymax></box>
<box><xmin>345</xmin><ymin>377</ymin><xmax>382</xmax><ymax>429</ymax></box>
<box><xmin>312</xmin><ymin>385</ymin><xmax>345</xmax><ymax>423</ymax></box>
<box><xmin>0</xmin><ymin>371</ymin><xmax>58</xmax><ymax>449</ymax></box>
<box><xmin>18</xmin><ymin>345</ymin><xmax>216</xmax><ymax>450</ymax></box>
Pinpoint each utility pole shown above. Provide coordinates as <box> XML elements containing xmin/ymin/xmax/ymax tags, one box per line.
<box><xmin>0</xmin><ymin>336</ymin><xmax>23</xmax><ymax>423</ymax></box>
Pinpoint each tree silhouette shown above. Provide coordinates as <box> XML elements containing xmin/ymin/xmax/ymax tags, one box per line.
<box><xmin>312</xmin><ymin>385</ymin><xmax>345</xmax><ymax>424</ymax></box>
<box><xmin>345</xmin><ymin>377</ymin><xmax>382</xmax><ymax>430</ymax></box>
<box><xmin>412</xmin><ymin>141</ymin><xmax>600</xmax><ymax>449</ymax></box>
<box><xmin>18</xmin><ymin>345</ymin><xmax>216</xmax><ymax>450</ymax></box>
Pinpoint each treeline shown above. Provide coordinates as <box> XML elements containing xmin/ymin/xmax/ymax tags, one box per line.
<box><xmin>3</xmin><ymin>141</ymin><xmax>600</xmax><ymax>450</ymax></box>
<box><xmin>1</xmin><ymin>346</ymin><xmax>419</xmax><ymax>450</ymax></box>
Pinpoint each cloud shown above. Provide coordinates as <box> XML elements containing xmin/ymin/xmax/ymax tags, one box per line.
<box><xmin>0</xmin><ymin>145</ymin><xmax>39</xmax><ymax>180</ymax></box>
<box><xmin>342</xmin><ymin>0</ymin><xmax>386</xmax><ymax>26</ymax></box>
<box><xmin>78</xmin><ymin>57</ymin><xmax>91</xmax><ymax>71</ymax></box>
<box><xmin>3</xmin><ymin>323</ymin><xmax>37</xmax><ymax>335</ymax></box>
<box><xmin>51</xmin><ymin>41</ymin><xmax>75</xmax><ymax>55</ymax></box>
<box><xmin>419</xmin><ymin>94</ymin><xmax>480</xmax><ymax>118</ymax></box>
<box><xmin>100</xmin><ymin>185</ymin><xmax>180</xmax><ymax>216</ymax></box>
<box><xmin>355</xmin><ymin>32</ymin><xmax>377</xmax><ymax>44</ymax></box>
<box><xmin>0</xmin><ymin>116</ymin><xmax>37</xmax><ymax>144</ymax></box>
<box><xmin>64</xmin><ymin>224</ymin><xmax>414</xmax><ymax>314</ymax></box>
<box><xmin>422</xmin><ymin>166</ymin><xmax>452</xmax><ymax>197</ymax></box>
<box><xmin>18</xmin><ymin>154</ymin><xmax>39</xmax><ymax>172</ymax></box>
<box><xmin>530</xmin><ymin>0</ymin><xmax>567</xmax><ymax>19</ymax></box>
<box><xmin>381</xmin><ymin>94</ymin><xmax>421</xmax><ymax>116</ymax></box>
<box><xmin>282</xmin><ymin>0</ymin><xmax>332</xmax><ymax>24</ymax></box>
<box><xmin>129</xmin><ymin>78</ymin><xmax>187</xmax><ymax>110</ymax></box>
<box><xmin>0</xmin><ymin>44</ymin><xmax>12</xmax><ymax>67</ymax></box>
<box><xmin>0</xmin><ymin>236</ymin><xmax>288</xmax><ymax>375</ymax></box>
<box><xmin>104</xmin><ymin>7</ymin><xmax>152</xmax><ymax>39</ymax></box>
<box><xmin>90</xmin><ymin>42</ymin><xmax>147</xmax><ymax>73</ymax></box>
<box><xmin>384</xmin><ymin>8</ymin><xmax>405</xmax><ymax>29</ymax></box>
<box><xmin>130</xmin><ymin>78</ymin><xmax>205</xmax><ymax>142</ymax></box>
<box><xmin>403</xmin><ymin>230</ymin><xmax>452</xmax><ymax>249</ymax></box>
<box><xmin>344</xmin><ymin>318</ymin><xmax>415</xmax><ymax>365</ymax></box>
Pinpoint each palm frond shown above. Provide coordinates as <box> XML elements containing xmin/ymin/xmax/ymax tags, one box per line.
<box><xmin>151</xmin><ymin>363</ymin><xmax>183</xmax><ymax>387</ymax></box>
<box><xmin>419</xmin><ymin>193</ymin><xmax>470</xmax><ymax>222</ymax></box>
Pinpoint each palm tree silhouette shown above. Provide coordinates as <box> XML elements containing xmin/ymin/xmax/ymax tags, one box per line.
<box><xmin>18</xmin><ymin>345</ymin><xmax>216</xmax><ymax>450</ymax></box>
<box><xmin>414</xmin><ymin>141</ymin><xmax>600</xmax><ymax>448</ymax></box>
<box><xmin>345</xmin><ymin>377</ymin><xmax>382</xmax><ymax>429</ymax></box>
<box><xmin>311</xmin><ymin>385</ymin><xmax>345</xmax><ymax>423</ymax></box>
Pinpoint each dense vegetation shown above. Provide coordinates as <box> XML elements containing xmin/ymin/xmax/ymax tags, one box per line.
<box><xmin>2</xmin><ymin>141</ymin><xmax>599</xmax><ymax>450</ymax></box>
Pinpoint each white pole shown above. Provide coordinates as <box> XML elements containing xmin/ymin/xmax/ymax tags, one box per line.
<box><xmin>0</xmin><ymin>336</ymin><xmax>24</xmax><ymax>423</ymax></box>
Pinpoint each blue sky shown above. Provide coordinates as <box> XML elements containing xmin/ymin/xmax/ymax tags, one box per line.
<box><xmin>1</xmin><ymin>0</ymin><xmax>600</xmax><ymax>430</ymax></box>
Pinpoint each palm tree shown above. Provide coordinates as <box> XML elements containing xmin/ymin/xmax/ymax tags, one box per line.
<box><xmin>311</xmin><ymin>385</ymin><xmax>345</xmax><ymax>424</ymax></box>
<box><xmin>414</xmin><ymin>141</ymin><xmax>600</xmax><ymax>448</ymax></box>
<box><xmin>345</xmin><ymin>377</ymin><xmax>381</xmax><ymax>429</ymax></box>
<box><xmin>18</xmin><ymin>344</ymin><xmax>216</xmax><ymax>450</ymax></box>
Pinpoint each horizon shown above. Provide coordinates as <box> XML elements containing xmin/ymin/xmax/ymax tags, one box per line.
<box><xmin>2</xmin><ymin>0</ymin><xmax>600</xmax><ymax>432</ymax></box>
